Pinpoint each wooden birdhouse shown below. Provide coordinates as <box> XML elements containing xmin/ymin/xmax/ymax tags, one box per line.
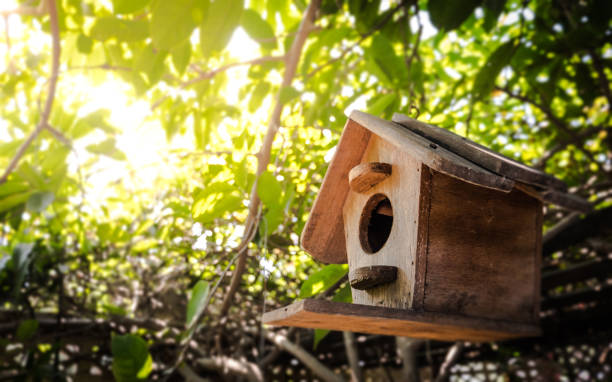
<box><xmin>263</xmin><ymin>111</ymin><xmax>590</xmax><ymax>341</ymax></box>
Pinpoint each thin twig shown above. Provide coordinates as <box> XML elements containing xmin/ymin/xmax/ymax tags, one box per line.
<box><xmin>0</xmin><ymin>0</ymin><xmax>60</xmax><ymax>185</ymax></box>
<box><xmin>151</xmin><ymin>56</ymin><xmax>284</xmax><ymax>110</ymax></box>
<box><xmin>435</xmin><ymin>342</ymin><xmax>464</xmax><ymax>382</ymax></box>
<box><xmin>218</xmin><ymin>0</ymin><xmax>322</xmax><ymax>317</ymax></box>
<box><xmin>496</xmin><ymin>85</ymin><xmax>598</xmax><ymax>166</ymax></box>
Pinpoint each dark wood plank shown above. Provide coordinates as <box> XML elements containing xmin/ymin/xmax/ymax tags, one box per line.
<box><xmin>300</xmin><ymin>119</ymin><xmax>372</xmax><ymax>264</ymax></box>
<box><xmin>423</xmin><ymin>170</ymin><xmax>540</xmax><ymax>323</ymax></box>
<box><xmin>413</xmin><ymin>163</ymin><xmax>432</xmax><ymax>310</ymax></box>
<box><xmin>392</xmin><ymin>112</ymin><xmax>568</xmax><ymax>192</ymax></box>
<box><xmin>263</xmin><ymin>299</ymin><xmax>541</xmax><ymax>342</ymax></box>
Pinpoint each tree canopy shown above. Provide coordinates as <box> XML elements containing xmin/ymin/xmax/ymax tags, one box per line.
<box><xmin>0</xmin><ymin>0</ymin><xmax>610</xmax><ymax>380</ymax></box>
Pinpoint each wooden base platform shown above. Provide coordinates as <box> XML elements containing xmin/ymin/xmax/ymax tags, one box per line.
<box><xmin>263</xmin><ymin>299</ymin><xmax>540</xmax><ymax>342</ymax></box>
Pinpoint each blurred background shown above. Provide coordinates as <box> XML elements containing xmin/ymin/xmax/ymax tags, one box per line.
<box><xmin>0</xmin><ymin>0</ymin><xmax>610</xmax><ymax>380</ymax></box>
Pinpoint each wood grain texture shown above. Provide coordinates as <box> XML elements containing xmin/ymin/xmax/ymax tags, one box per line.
<box><xmin>349</xmin><ymin>162</ymin><xmax>392</xmax><ymax>193</ymax></box>
<box><xmin>301</xmin><ymin>119</ymin><xmax>372</xmax><ymax>264</ymax></box>
<box><xmin>263</xmin><ymin>299</ymin><xmax>541</xmax><ymax>342</ymax></box>
<box><xmin>349</xmin><ymin>111</ymin><xmax>515</xmax><ymax>192</ymax></box>
<box><xmin>349</xmin><ymin>265</ymin><xmax>398</xmax><ymax>290</ymax></box>
<box><xmin>423</xmin><ymin>170</ymin><xmax>540</xmax><ymax>323</ymax></box>
<box><xmin>412</xmin><ymin>164</ymin><xmax>432</xmax><ymax>310</ymax></box>
<box><xmin>343</xmin><ymin>135</ymin><xmax>420</xmax><ymax>309</ymax></box>
<box><xmin>391</xmin><ymin>113</ymin><xmax>567</xmax><ymax>192</ymax></box>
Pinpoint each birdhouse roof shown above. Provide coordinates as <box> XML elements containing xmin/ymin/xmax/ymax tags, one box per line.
<box><xmin>301</xmin><ymin>110</ymin><xmax>590</xmax><ymax>264</ymax></box>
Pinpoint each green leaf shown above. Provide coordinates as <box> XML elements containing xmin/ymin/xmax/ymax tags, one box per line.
<box><xmin>201</xmin><ymin>0</ymin><xmax>244</xmax><ymax>56</ymax></box>
<box><xmin>483</xmin><ymin>0</ymin><xmax>507</xmax><ymax>31</ymax></box>
<box><xmin>185</xmin><ymin>280</ymin><xmax>210</xmax><ymax>330</ymax></box>
<box><xmin>171</xmin><ymin>40</ymin><xmax>191</xmax><ymax>75</ymax></box>
<box><xmin>0</xmin><ymin>192</ymin><xmax>32</xmax><ymax>214</ymax></box>
<box><xmin>90</xmin><ymin>18</ymin><xmax>149</xmax><ymax>42</ymax></box>
<box><xmin>249</xmin><ymin>82</ymin><xmax>270</xmax><ymax>112</ymax></box>
<box><xmin>256</xmin><ymin>171</ymin><xmax>283</xmax><ymax>209</ymax></box>
<box><xmin>278</xmin><ymin>86</ymin><xmax>301</xmax><ymax>105</ymax></box>
<box><xmin>26</xmin><ymin>191</ymin><xmax>54</xmax><ymax>213</ymax></box>
<box><xmin>86</xmin><ymin>138</ymin><xmax>127</xmax><ymax>161</ymax></box>
<box><xmin>12</xmin><ymin>243</ymin><xmax>34</xmax><ymax>297</ymax></box>
<box><xmin>131</xmin><ymin>238</ymin><xmax>157</xmax><ymax>252</ymax></box>
<box><xmin>428</xmin><ymin>0</ymin><xmax>481</xmax><ymax>31</ymax></box>
<box><xmin>367</xmin><ymin>93</ymin><xmax>396</xmax><ymax>116</ymax></box>
<box><xmin>150</xmin><ymin>0</ymin><xmax>201</xmax><ymax>51</ymax></box>
<box><xmin>111</xmin><ymin>334</ymin><xmax>153</xmax><ymax>382</ymax></box>
<box><xmin>76</xmin><ymin>33</ymin><xmax>93</xmax><ymax>54</ymax></box>
<box><xmin>313</xmin><ymin>328</ymin><xmax>329</xmax><ymax>349</ymax></box>
<box><xmin>472</xmin><ymin>40</ymin><xmax>518</xmax><ymax>100</ymax></box>
<box><xmin>112</xmin><ymin>0</ymin><xmax>151</xmax><ymax>14</ymax></box>
<box><xmin>299</xmin><ymin>264</ymin><xmax>348</xmax><ymax>298</ymax></box>
<box><xmin>0</xmin><ymin>181</ymin><xmax>29</xmax><ymax>198</ymax></box>
<box><xmin>241</xmin><ymin>9</ymin><xmax>277</xmax><ymax>50</ymax></box>
<box><xmin>16</xmin><ymin>319</ymin><xmax>38</xmax><ymax>341</ymax></box>
<box><xmin>133</xmin><ymin>44</ymin><xmax>167</xmax><ymax>85</ymax></box>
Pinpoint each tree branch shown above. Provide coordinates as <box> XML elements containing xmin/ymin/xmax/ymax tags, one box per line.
<box><xmin>0</xmin><ymin>0</ymin><xmax>59</xmax><ymax>185</ymax></box>
<box><xmin>496</xmin><ymin>85</ymin><xmax>599</xmax><ymax>167</ymax></box>
<box><xmin>218</xmin><ymin>0</ymin><xmax>322</xmax><ymax>317</ymax></box>
<box><xmin>343</xmin><ymin>331</ymin><xmax>363</xmax><ymax>382</ymax></box>
<box><xmin>151</xmin><ymin>55</ymin><xmax>284</xmax><ymax>110</ymax></box>
<box><xmin>265</xmin><ymin>330</ymin><xmax>345</xmax><ymax>382</ymax></box>
<box><xmin>435</xmin><ymin>342</ymin><xmax>463</xmax><ymax>382</ymax></box>
<box><xmin>196</xmin><ymin>356</ymin><xmax>263</xmax><ymax>382</ymax></box>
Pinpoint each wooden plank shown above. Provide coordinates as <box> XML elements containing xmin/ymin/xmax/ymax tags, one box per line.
<box><xmin>343</xmin><ymin>135</ymin><xmax>421</xmax><ymax>309</ymax></box>
<box><xmin>349</xmin><ymin>111</ymin><xmax>515</xmax><ymax>192</ymax></box>
<box><xmin>412</xmin><ymin>164</ymin><xmax>432</xmax><ymax>310</ymax></box>
<box><xmin>348</xmin><ymin>162</ymin><xmax>392</xmax><ymax>193</ymax></box>
<box><xmin>301</xmin><ymin>119</ymin><xmax>372</xmax><ymax>264</ymax></box>
<box><xmin>391</xmin><ymin>112</ymin><xmax>568</xmax><ymax>192</ymax></box>
<box><xmin>263</xmin><ymin>299</ymin><xmax>541</xmax><ymax>342</ymax></box>
<box><xmin>423</xmin><ymin>170</ymin><xmax>540</xmax><ymax>323</ymax></box>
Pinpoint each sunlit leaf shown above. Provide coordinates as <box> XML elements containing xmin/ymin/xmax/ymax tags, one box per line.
<box><xmin>367</xmin><ymin>93</ymin><xmax>396</xmax><ymax>116</ymax></box>
<box><xmin>150</xmin><ymin>0</ymin><xmax>201</xmax><ymax>51</ymax></box>
<box><xmin>299</xmin><ymin>264</ymin><xmax>348</xmax><ymax>298</ymax></box>
<box><xmin>186</xmin><ymin>280</ymin><xmax>210</xmax><ymax>330</ymax></box>
<box><xmin>26</xmin><ymin>191</ymin><xmax>54</xmax><ymax>213</ymax></box>
<box><xmin>90</xmin><ymin>18</ymin><xmax>149</xmax><ymax>42</ymax></box>
<box><xmin>201</xmin><ymin>0</ymin><xmax>244</xmax><ymax>56</ymax></box>
<box><xmin>111</xmin><ymin>334</ymin><xmax>153</xmax><ymax>381</ymax></box>
<box><xmin>257</xmin><ymin>171</ymin><xmax>283</xmax><ymax>209</ymax></box>
<box><xmin>112</xmin><ymin>0</ymin><xmax>151</xmax><ymax>14</ymax></box>
<box><xmin>241</xmin><ymin>9</ymin><xmax>277</xmax><ymax>50</ymax></box>
<box><xmin>86</xmin><ymin>138</ymin><xmax>127</xmax><ymax>161</ymax></box>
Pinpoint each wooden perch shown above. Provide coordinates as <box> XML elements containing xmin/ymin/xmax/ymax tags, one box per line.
<box><xmin>349</xmin><ymin>162</ymin><xmax>392</xmax><ymax>193</ymax></box>
<box><xmin>349</xmin><ymin>265</ymin><xmax>398</xmax><ymax>290</ymax></box>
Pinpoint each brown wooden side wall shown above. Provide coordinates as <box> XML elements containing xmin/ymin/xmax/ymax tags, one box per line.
<box><xmin>415</xmin><ymin>167</ymin><xmax>541</xmax><ymax>323</ymax></box>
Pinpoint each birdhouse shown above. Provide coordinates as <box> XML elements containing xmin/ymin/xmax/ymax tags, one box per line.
<box><xmin>263</xmin><ymin>111</ymin><xmax>590</xmax><ymax>342</ymax></box>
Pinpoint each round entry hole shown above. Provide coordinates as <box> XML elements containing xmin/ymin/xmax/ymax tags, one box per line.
<box><xmin>359</xmin><ymin>194</ymin><xmax>393</xmax><ymax>254</ymax></box>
